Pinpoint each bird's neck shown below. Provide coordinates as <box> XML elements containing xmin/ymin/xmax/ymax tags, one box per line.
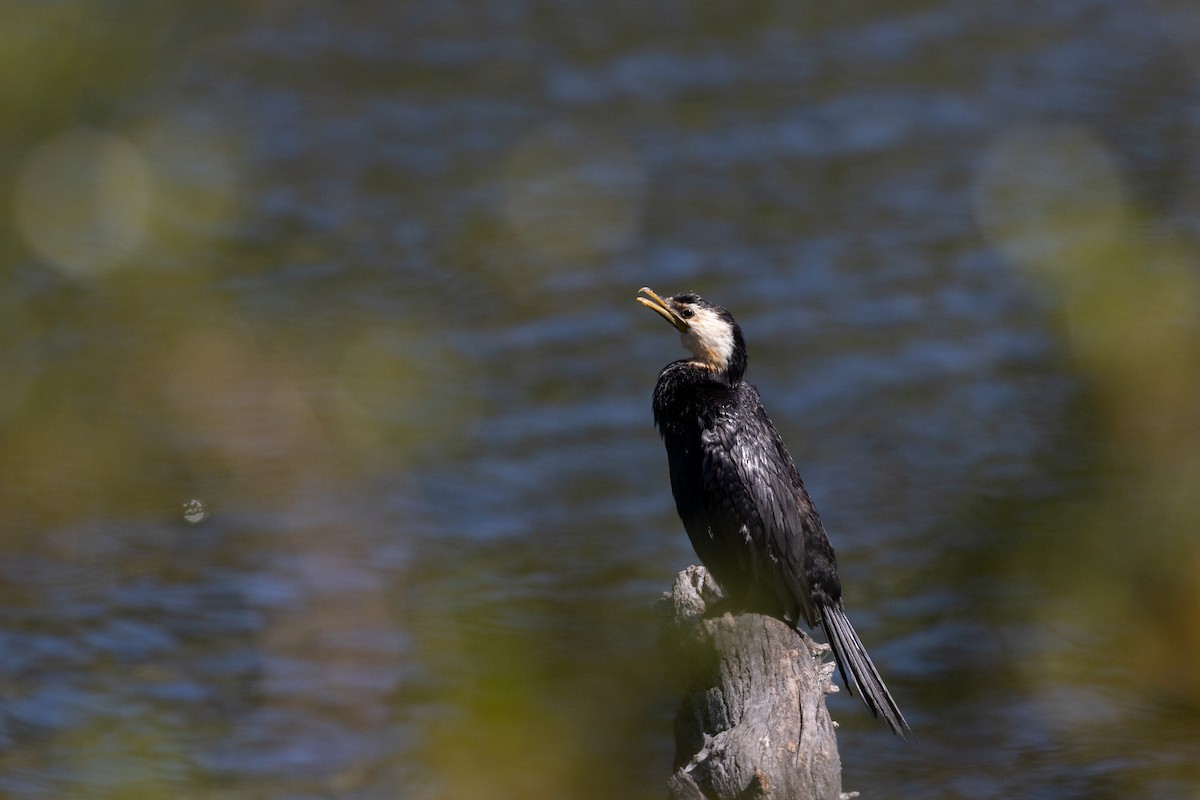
<box><xmin>685</xmin><ymin>360</ymin><xmax>740</xmax><ymax>386</ymax></box>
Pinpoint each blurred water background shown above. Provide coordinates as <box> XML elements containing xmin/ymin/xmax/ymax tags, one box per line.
<box><xmin>2</xmin><ymin>1</ymin><xmax>1200</xmax><ymax>798</ymax></box>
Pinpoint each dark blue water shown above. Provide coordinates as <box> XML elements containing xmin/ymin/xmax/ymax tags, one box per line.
<box><xmin>2</xmin><ymin>2</ymin><xmax>1199</xmax><ymax>798</ymax></box>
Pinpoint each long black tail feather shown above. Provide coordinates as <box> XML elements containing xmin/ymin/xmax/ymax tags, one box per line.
<box><xmin>820</xmin><ymin>602</ymin><xmax>910</xmax><ymax>739</ymax></box>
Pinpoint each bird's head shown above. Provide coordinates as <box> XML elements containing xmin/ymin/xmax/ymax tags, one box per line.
<box><xmin>637</xmin><ymin>287</ymin><xmax>747</xmax><ymax>384</ymax></box>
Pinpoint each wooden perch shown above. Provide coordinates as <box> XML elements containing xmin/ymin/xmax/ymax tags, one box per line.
<box><xmin>657</xmin><ymin>566</ymin><xmax>843</xmax><ymax>800</ymax></box>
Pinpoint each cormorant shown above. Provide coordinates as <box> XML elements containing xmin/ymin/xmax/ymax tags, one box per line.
<box><xmin>637</xmin><ymin>287</ymin><xmax>909</xmax><ymax>738</ymax></box>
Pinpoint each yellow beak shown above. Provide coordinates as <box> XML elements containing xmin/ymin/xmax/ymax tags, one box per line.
<box><xmin>636</xmin><ymin>287</ymin><xmax>689</xmax><ymax>332</ymax></box>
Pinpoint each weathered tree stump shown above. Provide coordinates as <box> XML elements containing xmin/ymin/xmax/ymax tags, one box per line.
<box><xmin>657</xmin><ymin>565</ymin><xmax>843</xmax><ymax>800</ymax></box>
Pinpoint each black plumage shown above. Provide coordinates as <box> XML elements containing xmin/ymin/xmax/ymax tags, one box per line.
<box><xmin>638</xmin><ymin>287</ymin><xmax>909</xmax><ymax>738</ymax></box>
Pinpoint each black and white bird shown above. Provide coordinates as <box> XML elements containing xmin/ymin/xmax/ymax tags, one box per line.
<box><xmin>637</xmin><ymin>287</ymin><xmax>909</xmax><ymax>738</ymax></box>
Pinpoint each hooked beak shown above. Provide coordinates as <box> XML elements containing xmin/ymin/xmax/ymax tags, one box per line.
<box><xmin>637</xmin><ymin>287</ymin><xmax>689</xmax><ymax>332</ymax></box>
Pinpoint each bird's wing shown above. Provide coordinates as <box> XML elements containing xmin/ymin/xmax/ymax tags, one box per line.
<box><xmin>699</xmin><ymin>388</ymin><xmax>818</xmax><ymax>625</ymax></box>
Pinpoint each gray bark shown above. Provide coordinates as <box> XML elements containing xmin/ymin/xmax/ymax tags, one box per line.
<box><xmin>657</xmin><ymin>566</ymin><xmax>843</xmax><ymax>800</ymax></box>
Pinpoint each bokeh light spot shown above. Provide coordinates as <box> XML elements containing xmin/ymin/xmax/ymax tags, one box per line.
<box><xmin>973</xmin><ymin>122</ymin><xmax>1126</xmax><ymax>285</ymax></box>
<box><xmin>14</xmin><ymin>128</ymin><xmax>151</xmax><ymax>277</ymax></box>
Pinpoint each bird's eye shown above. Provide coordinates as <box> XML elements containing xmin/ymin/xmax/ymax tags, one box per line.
<box><xmin>680</xmin><ymin>308</ymin><xmax>695</xmax><ymax>319</ymax></box>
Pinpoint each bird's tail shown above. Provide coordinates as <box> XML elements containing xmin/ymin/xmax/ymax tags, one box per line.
<box><xmin>821</xmin><ymin>602</ymin><xmax>910</xmax><ymax>739</ymax></box>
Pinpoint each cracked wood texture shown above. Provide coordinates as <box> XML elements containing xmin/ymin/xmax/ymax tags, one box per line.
<box><xmin>658</xmin><ymin>566</ymin><xmax>842</xmax><ymax>800</ymax></box>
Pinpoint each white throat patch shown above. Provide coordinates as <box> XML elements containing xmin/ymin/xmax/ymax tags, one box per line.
<box><xmin>680</xmin><ymin>307</ymin><xmax>735</xmax><ymax>373</ymax></box>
